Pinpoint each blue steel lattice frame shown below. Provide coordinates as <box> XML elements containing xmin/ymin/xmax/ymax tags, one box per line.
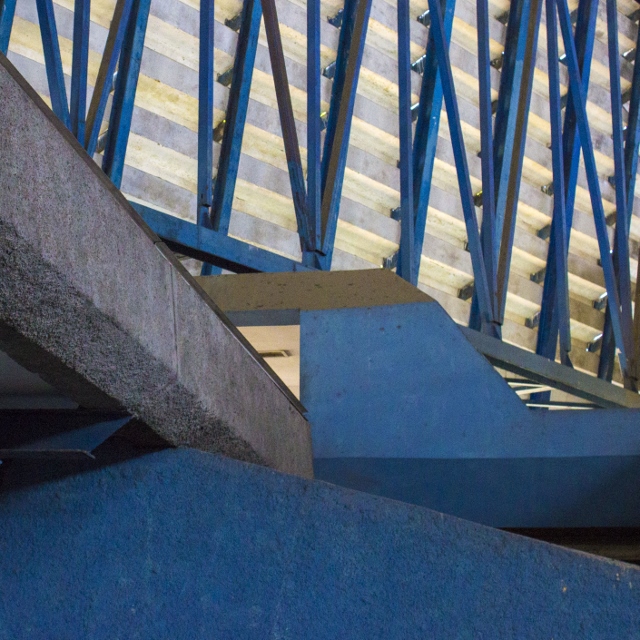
<box><xmin>70</xmin><ymin>0</ymin><xmax>90</xmax><ymax>145</ymax></box>
<box><xmin>556</xmin><ymin>0</ymin><xmax>633</xmax><ymax>376</ymax></box>
<box><xmin>468</xmin><ymin>0</ymin><xmax>497</xmax><ymax>335</ymax></box>
<box><xmin>197</xmin><ymin>0</ymin><xmax>214</xmax><ymax>231</ymax></box>
<box><xmin>84</xmin><ymin>0</ymin><xmax>134</xmax><ymax>156</ymax></box>
<box><xmin>101</xmin><ymin>0</ymin><xmax>152</xmax><ymax>189</ymax></box>
<box><xmin>306</xmin><ymin>0</ymin><xmax>322</xmax><ymax>264</ymax></box>
<box><xmin>261</xmin><ymin>0</ymin><xmax>311</xmax><ymax>249</ymax></box>
<box><xmin>545</xmin><ymin>0</ymin><xmax>572</xmax><ymax>366</ymax></box>
<box><xmin>427</xmin><ymin>0</ymin><xmax>494</xmax><ymax>330</ymax></box>
<box><xmin>14</xmin><ymin>0</ymin><xmax>640</xmax><ymax>389</ymax></box>
<box><xmin>395</xmin><ymin>0</ymin><xmax>415</xmax><ymax>284</ymax></box>
<box><xmin>494</xmin><ymin>0</ymin><xmax>542</xmax><ymax>325</ymax></box>
<box><xmin>211</xmin><ymin>0</ymin><xmax>261</xmax><ymax>236</ymax></box>
<box><xmin>535</xmin><ymin>0</ymin><xmax>598</xmax><ymax>369</ymax></box>
<box><xmin>35</xmin><ymin>0</ymin><xmax>71</xmax><ymax>129</ymax></box>
<box><xmin>0</xmin><ymin>0</ymin><xmax>17</xmax><ymax>55</ymax></box>
<box><xmin>598</xmin><ymin>0</ymin><xmax>639</xmax><ymax>387</ymax></box>
<box><xmin>468</xmin><ymin>0</ymin><xmax>542</xmax><ymax>333</ymax></box>
<box><xmin>476</xmin><ymin>0</ymin><xmax>497</xmax><ymax>325</ymax></box>
<box><xmin>318</xmin><ymin>0</ymin><xmax>372</xmax><ymax>269</ymax></box>
<box><xmin>408</xmin><ymin>0</ymin><xmax>455</xmax><ymax>283</ymax></box>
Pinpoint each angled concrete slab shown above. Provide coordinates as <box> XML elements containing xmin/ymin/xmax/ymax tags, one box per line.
<box><xmin>0</xmin><ymin>55</ymin><xmax>312</xmax><ymax>477</ymax></box>
<box><xmin>0</xmin><ymin>447</ymin><xmax>638</xmax><ymax>638</ymax></box>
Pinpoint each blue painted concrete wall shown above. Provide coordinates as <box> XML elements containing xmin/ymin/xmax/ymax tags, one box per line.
<box><xmin>0</xmin><ymin>447</ymin><xmax>638</xmax><ymax>638</ymax></box>
<box><xmin>301</xmin><ymin>302</ymin><xmax>640</xmax><ymax>526</ymax></box>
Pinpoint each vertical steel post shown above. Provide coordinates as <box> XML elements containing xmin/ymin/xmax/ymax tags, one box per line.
<box><xmin>70</xmin><ymin>0</ymin><xmax>90</xmax><ymax>145</ymax></box>
<box><xmin>35</xmin><ymin>0</ymin><xmax>71</xmax><ymax>128</ymax></box>
<box><xmin>535</xmin><ymin>0</ymin><xmax>597</xmax><ymax>367</ymax></box>
<box><xmin>494</xmin><ymin>0</ymin><xmax>542</xmax><ymax>324</ymax></box>
<box><xmin>210</xmin><ymin>0</ymin><xmax>261</xmax><ymax>236</ymax></box>
<box><xmin>598</xmin><ymin>0</ymin><xmax>639</xmax><ymax>387</ymax></box>
<box><xmin>395</xmin><ymin>0</ymin><xmax>415</xmax><ymax>283</ymax></box>
<box><xmin>428</xmin><ymin>0</ymin><xmax>493</xmax><ymax>329</ymax></box>
<box><xmin>306</xmin><ymin>0</ymin><xmax>322</xmax><ymax>266</ymax></box>
<box><xmin>556</xmin><ymin>0</ymin><xmax>631</xmax><ymax>376</ymax></box>
<box><xmin>84</xmin><ymin>0</ymin><xmax>133</xmax><ymax>156</ymax></box>
<box><xmin>318</xmin><ymin>0</ymin><xmax>372</xmax><ymax>269</ymax></box>
<box><xmin>409</xmin><ymin>0</ymin><xmax>455</xmax><ymax>280</ymax></box>
<box><xmin>85</xmin><ymin>0</ymin><xmax>134</xmax><ymax>156</ymax></box>
<box><xmin>0</xmin><ymin>0</ymin><xmax>17</xmax><ymax>55</ymax></box>
<box><xmin>197</xmin><ymin>0</ymin><xmax>214</xmax><ymax>230</ymax></box>
<box><xmin>261</xmin><ymin>0</ymin><xmax>310</xmax><ymax>248</ymax></box>
<box><xmin>196</xmin><ymin>0</ymin><xmax>215</xmax><ymax>275</ymax></box>
<box><xmin>204</xmin><ymin>0</ymin><xmax>261</xmax><ymax>276</ymax></box>
<box><xmin>545</xmin><ymin>0</ymin><xmax>571</xmax><ymax>365</ymax></box>
<box><xmin>468</xmin><ymin>0</ymin><xmax>498</xmax><ymax>336</ymax></box>
<box><xmin>102</xmin><ymin>0</ymin><xmax>151</xmax><ymax>189</ymax></box>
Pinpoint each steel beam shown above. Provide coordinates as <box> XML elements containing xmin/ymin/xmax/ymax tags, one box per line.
<box><xmin>318</xmin><ymin>0</ymin><xmax>372</xmax><ymax>269</ymax></box>
<box><xmin>0</xmin><ymin>0</ymin><xmax>17</xmax><ymax>55</ymax></box>
<box><xmin>35</xmin><ymin>0</ymin><xmax>71</xmax><ymax>128</ymax></box>
<box><xmin>462</xmin><ymin>328</ymin><xmax>640</xmax><ymax>410</ymax></box>
<box><xmin>211</xmin><ymin>0</ymin><xmax>261</xmax><ymax>236</ymax></box>
<box><xmin>395</xmin><ymin>0</ymin><xmax>415</xmax><ymax>283</ymax></box>
<box><xmin>197</xmin><ymin>0</ymin><xmax>214</xmax><ymax>231</ymax></box>
<box><xmin>494</xmin><ymin>0</ymin><xmax>542</xmax><ymax>324</ymax></box>
<box><xmin>201</xmin><ymin>0</ymin><xmax>262</xmax><ymax>276</ymax></box>
<box><xmin>599</xmin><ymin>1</ymin><xmax>640</xmax><ymax>387</ymax></box>
<box><xmin>468</xmin><ymin>0</ymin><xmax>497</xmax><ymax>335</ymax></box>
<box><xmin>408</xmin><ymin>0</ymin><xmax>455</xmax><ymax>282</ymax></box>
<box><xmin>556</xmin><ymin>0</ymin><xmax>632</xmax><ymax>377</ymax></box>
<box><xmin>544</xmin><ymin>0</ymin><xmax>571</xmax><ymax>366</ymax></box>
<box><xmin>428</xmin><ymin>0</ymin><xmax>493</xmax><ymax>329</ymax></box>
<box><xmin>102</xmin><ymin>0</ymin><xmax>152</xmax><ymax>189</ymax></box>
<box><xmin>535</xmin><ymin>0</ymin><xmax>598</xmax><ymax>368</ymax></box>
<box><xmin>306</xmin><ymin>0</ymin><xmax>321</xmax><ymax>265</ymax></box>
<box><xmin>70</xmin><ymin>0</ymin><xmax>90</xmax><ymax>144</ymax></box>
<box><xmin>84</xmin><ymin>0</ymin><xmax>134</xmax><ymax>156</ymax></box>
<box><xmin>133</xmin><ymin>203</ymin><xmax>313</xmax><ymax>274</ymax></box>
<box><xmin>261</xmin><ymin>0</ymin><xmax>310</xmax><ymax>249</ymax></box>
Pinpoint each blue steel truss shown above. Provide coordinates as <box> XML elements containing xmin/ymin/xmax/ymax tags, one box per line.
<box><xmin>3</xmin><ymin>0</ymin><xmax>640</xmax><ymax>392</ymax></box>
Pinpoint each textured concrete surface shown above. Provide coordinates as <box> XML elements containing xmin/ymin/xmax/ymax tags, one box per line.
<box><xmin>0</xmin><ymin>447</ymin><xmax>638</xmax><ymax>639</ymax></box>
<box><xmin>0</xmin><ymin>55</ymin><xmax>312</xmax><ymax>477</ymax></box>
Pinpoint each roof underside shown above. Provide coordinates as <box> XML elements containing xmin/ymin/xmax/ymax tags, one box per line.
<box><xmin>5</xmin><ymin>0</ymin><xmax>640</xmax><ymax>380</ymax></box>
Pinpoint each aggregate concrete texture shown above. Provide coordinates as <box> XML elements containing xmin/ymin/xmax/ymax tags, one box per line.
<box><xmin>0</xmin><ymin>447</ymin><xmax>638</xmax><ymax>639</ymax></box>
<box><xmin>0</xmin><ymin>54</ymin><xmax>312</xmax><ymax>477</ymax></box>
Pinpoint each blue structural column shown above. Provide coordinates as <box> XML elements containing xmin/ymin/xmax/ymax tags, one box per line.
<box><xmin>545</xmin><ymin>0</ymin><xmax>571</xmax><ymax>365</ymax></box>
<box><xmin>395</xmin><ymin>0</ymin><xmax>415</xmax><ymax>283</ymax></box>
<box><xmin>35</xmin><ymin>0</ymin><xmax>71</xmax><ymax>129</ymax></box>
<box><xmin>70</xmin><ymin>0</ymin><xmax>90</xmax><ymax>145</ymax></box>
<box><xmin>305</xmin><ymin>0</ymin><xmax>322</xmax><ymax>267</ymax></box>
<box><xmin>536</xmin><ymin>0</ymin><xmax>598</xmax><ymax>371</ymax></box>
<box><xmin>468</xmin><ymin>0</ymin><xmax>498</xmax><ymax>336</ymax></box>
<box><xmin>0</xmin><ymin>0</ymin><xmax>16</xmax><ymax>54</ymax></box>
<box><xmin>469</xmin><ymin>0</ymin><xmax>542</xmax><ymax>334</ymax></box>
<box><xmin>318</xmin><ymin>0</ymin><xmax>372</xmax><ymax>269</ymax></box>
<box><xmin>211</xmin><ymin>0</ymin><xmax>261</xmax><ymax>232</ymax></box>
<box><xmin>197</xmin><ymin>0</ymin><xmax>214</xmax><ymax>231</ymax></box>
<box><xmin>598</xmin><ymin>0</ymin><xmax>639</xmax><ymax>388</ymax></box>
<box><xmin>427</xmin><ymin>0</ymin><xmax>494</xmax><ymax>330</ymax></box>
<box><xmin>261</xmin><ymin>0</ymin><xmax>310</xmax><ymax>250</ymax></box>
<box><xmin>494</xmin><ymin>0</ymin><xmax>542</xmax><ymax>325</ymax></box>
<box><xmin>556</xmin><ymin>0</ymin><xmax>632</xmax><ymax>377</ymax></box>
<box><xmin>84</xmin><ymin>0</ymin><xmax>134</xmax><ymax>156</ymax></box>
<box><xmin>202</xmin><ymin>0</ymin><xmax>261</xmax><ymax>276</ymax></box>
<box><xmin>102</xmin><ymin>0</ymin><xmax>152</xmax><ymax>189</ymax></box>
<box><xmin>409</xmin><ymin>0</ymin><xmax>455</xmax><ymax>282</ymax></box>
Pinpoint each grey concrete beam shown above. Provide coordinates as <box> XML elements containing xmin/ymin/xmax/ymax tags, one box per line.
<box><xmin>0</xmin><ymin>55</ymin><xmax>313</xmax><ymax>478</ymax></box>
